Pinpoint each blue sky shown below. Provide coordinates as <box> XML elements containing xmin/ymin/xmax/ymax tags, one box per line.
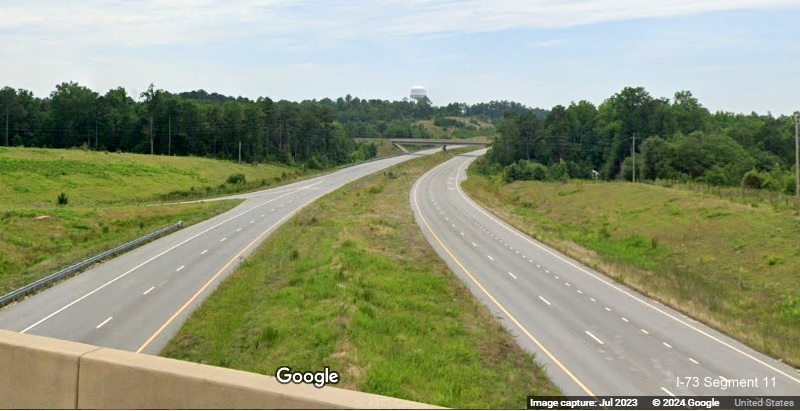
<box><xmin>2</xmin><ymin>0</ymin><xmax>800</xmax><ymax>114</ymax></box>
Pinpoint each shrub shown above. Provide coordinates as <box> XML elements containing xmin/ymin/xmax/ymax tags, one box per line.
<box><xmin>306</xmin><ymin>156</ymin><xmax>324</xmax><ymax>170</ymax></box>
<box><xmin>226</xmin><ymin>173</ymin><xmax>246</xmax><ymax>185</ymax></box>
<box><xmin>57</xmin><ymin>192</ymin><xmax>68</xmax><ymax>206</ymax></box>
<box><xmin>503</xmin><ymin>160</ymin><xmax>550</xmax><ymax>183</ymax></box>
<box><xmin>549</xmin><ymin>160</ymin><xmax>569</xmax><ymax>182</ymax></box>
<box><xmin>741</xmin><ymin>169</ymin><xmax>764</xmax><ymax>189</ymax></box>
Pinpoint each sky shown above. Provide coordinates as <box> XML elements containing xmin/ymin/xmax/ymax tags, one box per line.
<box><xmin>2</xmin><ymin>0</ymin><xmax>800</xmax><ymax>115</ymax></box>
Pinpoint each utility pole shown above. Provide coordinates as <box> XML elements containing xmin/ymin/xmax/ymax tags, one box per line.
<box><xmin>795</xmin><ymin>113</ymin><xmax>799</xmax><ymax>197</ymax></box>
<box><xmin>150</xmin><ymin>114</ymin><xmax>154</xmax><ymax>155</ymax></box>
<box><xmin>5</xmin><ymin>108</ymin><xmax>8</xmax><ymax>147</ymax></box>
<box><xmin>168</xmin><ymin>112</ymin><xmax>171</xmax><ymax>156</ymax></box>
<box><xmin>631</xmin><ymin>133</ymin><xmax>637</xmax><ymax>183</ymax></box>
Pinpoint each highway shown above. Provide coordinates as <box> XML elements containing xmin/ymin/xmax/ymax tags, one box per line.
<box><xmin>0</xmin><ymin>149</ymin><xmax>441</xmax><ymax>355</ymax></box>
<box><xmin>410</xmin><ymin>149</ymin><xmax>800</xmax><ymax>396</ymax></box>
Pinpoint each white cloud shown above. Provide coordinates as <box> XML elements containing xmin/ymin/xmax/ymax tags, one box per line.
<box><xmin>2</xmin><ymin>0</ymin><xmax>799</xmax><ymax>113</ymax></box>
<box><xmin>3</xmin><ymin>0</ymin><xmax>797</xmax><ymax>48</ymax></box>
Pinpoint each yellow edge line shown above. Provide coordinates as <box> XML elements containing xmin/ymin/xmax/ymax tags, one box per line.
<box><xmin>136</xmin><ymin>207</ymin><xmax>301</xmax><ymax>353</ymax></box>
<box><xmin>412</xmin><ymin>161</ymin><xmax>596</xmax><ymax>398</ymax></box>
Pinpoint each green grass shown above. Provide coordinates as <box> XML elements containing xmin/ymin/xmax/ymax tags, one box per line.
<box><xmin>462</xmin><ymin>174</ymin><xmax>800</xmax><ymax>368</ymax></box>
<box><xmin>0</xmin><ymin>201</ymin><xmax>240</xmax><ymax>294</ymax></box>
<box><xmin>161</xmin><ymin>151</ymin><xmax>561</xmax><ymax>408</ymax></box>
<box><xmin>0</xmin><ymin>146</ymin><xmax>319</xmax><ymax>293</ymax></box>
<box><xmin>0</xmin><ymin>147</ymin><xmax>302</xmax><ymax>207</ymax></box>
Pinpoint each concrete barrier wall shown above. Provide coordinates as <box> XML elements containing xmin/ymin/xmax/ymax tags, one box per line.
<box><xmin>0</xmin><ymin>330</ymin><xmax>437</xmax><ymax>409</ymax></box>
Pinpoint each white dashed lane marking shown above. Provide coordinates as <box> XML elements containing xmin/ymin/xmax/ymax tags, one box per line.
<box><xmin>176</xmin><ymin>265</ymin><xmax>185</xmax><ymax>272</ymax></box>
<box><xmin>96</xmin><ymin>317</ymin><xmax>113</xmax><ymax>329</ymax></box>
<box><xmin>585</xmin><ymin>331</ymin><xmax>604</xmax><ymax>345</ymax></box>
<box><xmin>539</xmin><ymin>296</ymin><xmax>552</xmax><ymax>306</ymax></box>
<box><xmin>143</xmin><ymin>286</ymin><xmax>155</xmax><ymax>295</ymax></box>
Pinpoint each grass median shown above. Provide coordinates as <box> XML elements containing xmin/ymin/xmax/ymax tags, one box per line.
<box><xmin>462</xmin><ymin>174</ymin><xmax>800</xmax><ymax>368</ymax></box>
<box><xmin>161</xmin><ymin>151</ymin><xmax>561</xmax><ymax>408</ymax></box>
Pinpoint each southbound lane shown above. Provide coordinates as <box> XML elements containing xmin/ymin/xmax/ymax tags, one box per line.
<box><xmin>0</xmin><ymin>149</ymin><xmax>442</xmax><ymax>354</ymax></box>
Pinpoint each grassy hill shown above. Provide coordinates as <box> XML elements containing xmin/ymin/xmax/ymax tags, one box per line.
<box><xmin>0</xmin><ymin>147</ymin><xmax>305</xmax><ymax>295</ymax></box>
<box><xmin>0</xmin><ymin>147</ymin><xmax>301</xmax><ymax>206</ymax></box>
<box><xmin>462</xmin><ymin>175</ymin><xmax>800</xmax><ymax>367</ymax></box>
<box><xmin>417</xmin><ymin>116</ymin><xmax>495</xmax><ymax>140</ymax></box>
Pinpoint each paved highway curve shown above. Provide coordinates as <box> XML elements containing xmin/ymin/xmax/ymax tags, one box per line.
<box><xmin>410</xmin><ymin>149</ymin><xmax>800</xmax><ymax>396</ymax></box>
<box><xmin>0</xmin><ymin>149</ymin><xmax>443</xmax><ymax>355</ymax></box>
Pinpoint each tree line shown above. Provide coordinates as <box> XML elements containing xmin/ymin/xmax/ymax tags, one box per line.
<box><xmin>0</xmin><ymin>82</ymin><xmax>530</xmax><ymax>169</ymax></box>
<box><xmin>478</xmin><ymin>87</ymin><xmax>798</xmax><ymax>194</ymax></box>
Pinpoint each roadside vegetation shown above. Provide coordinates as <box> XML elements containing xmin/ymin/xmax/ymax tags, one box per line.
<box><xmin>0</xmin><ymin>147</ymin><xmax>310</xmax><ymax>294</ymax></box>
<box><xmin>162</xmin><ymin>150</ymin><xmax>561</xmax><ymax>408</ymax></box>
<box><xmin>462</xmin><ymin>173</ymin><xmax>800</xmax><ymax>368</ymax></box>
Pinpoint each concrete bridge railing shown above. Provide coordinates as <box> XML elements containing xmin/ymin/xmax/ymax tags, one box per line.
<box><xmin>0</xmin><ymin>329</ymin><xmax>438</xmax><ymax>409</ymax></box>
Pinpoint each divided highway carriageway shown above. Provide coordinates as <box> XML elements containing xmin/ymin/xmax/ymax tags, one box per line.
<box><xmin>0</xmin><ymin>148</ymin><xmax>443</xmax><ymax>355</ymax></box>
<box><xmin>410</xmin><ymin>149</ymin><xmax>800</xmax><ymax>396</ymax></box>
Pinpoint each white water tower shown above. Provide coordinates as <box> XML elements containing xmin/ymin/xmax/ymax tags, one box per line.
<box><xmin>410</xmin><ymin>85</ymin><xmax>427</xmax><ymax>102</ymax></box>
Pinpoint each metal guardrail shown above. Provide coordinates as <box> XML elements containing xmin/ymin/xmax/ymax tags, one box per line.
<box><xmin>0</xmin><ymin>221</ymin><xmax>184</xmax><ymax>308</ymax></box>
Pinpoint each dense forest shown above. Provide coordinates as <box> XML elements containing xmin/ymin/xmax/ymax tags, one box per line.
<box><xmin>478</xmin><ymin>87</ymin><xmax>799</xmax><ymax>194</ymax></box>
<box><xmin>2</xmin><ymin>83</ymin><xmax>796</xmax><ymax>192</ymax></box>
<box><xmin>0</xmin><ymin>83</ymin><xmax>520</xmax><ymax>169</ymax></box>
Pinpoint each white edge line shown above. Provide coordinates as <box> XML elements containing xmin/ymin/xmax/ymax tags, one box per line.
<box><xmin>452</xmin><ymin>157</ymin><xmax>800</xmax><ymax>385</ymax></box>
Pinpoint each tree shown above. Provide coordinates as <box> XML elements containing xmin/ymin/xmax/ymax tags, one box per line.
<box><xmin>50</xmin><ymin>82</ymin><xmax>99</xmax><ymax>148</ymax></box>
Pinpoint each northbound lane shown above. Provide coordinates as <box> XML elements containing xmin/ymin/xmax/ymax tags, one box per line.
<box><xmin>410</xmin><ymin>150</ymin><xmax>800</xmax><ymax>396</ymax></box>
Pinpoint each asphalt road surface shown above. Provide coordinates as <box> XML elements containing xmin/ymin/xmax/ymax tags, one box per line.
<box><xmin>410</xmin><ymin>149</ymin><xmax>800</xmax><ymax>396</ymax></box>
<box><xmin>0</xmin><ymin>149</ymin><xmax>442</xmax><ymax>355</ymax></box>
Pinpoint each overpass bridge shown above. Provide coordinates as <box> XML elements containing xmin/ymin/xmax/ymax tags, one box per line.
<box><xmin>389</xmin><ymin>138</ymin><xmax>491</xmax><ymax>153</ymax></box>
<box><xmin>0</xmin><ymin>329</ymin><xmax>437</xmax><ymax>409</ymax></box>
